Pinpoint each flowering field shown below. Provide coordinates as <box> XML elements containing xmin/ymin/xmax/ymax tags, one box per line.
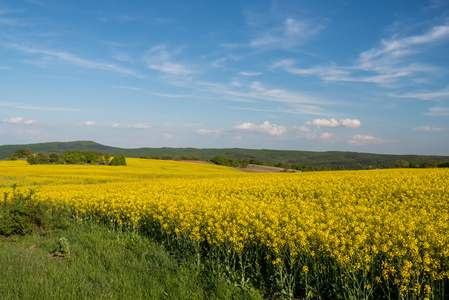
<box><xmin>1</xmin><ymin>158</ymin><xmax>448</xmax><ymax>299</ymax></box>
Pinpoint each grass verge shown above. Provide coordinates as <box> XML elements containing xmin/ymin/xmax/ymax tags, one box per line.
<box><xmin>0</xmin><ymin>191</ymin><xmax>262</xmax><ymax>300</ymax></box>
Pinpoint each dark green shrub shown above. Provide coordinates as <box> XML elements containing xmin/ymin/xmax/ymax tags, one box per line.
<box><xmin>110</xmin><ymin>153</ymin><xmax>126</xmax><ymax>166</ymax></box>
<box><xmin>0</xmin><ymin>189</ymin><xmax>51</xmax><ymax>236</ymax></box>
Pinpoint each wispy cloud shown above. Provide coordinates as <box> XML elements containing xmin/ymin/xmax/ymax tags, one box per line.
<box><xmin>110</xmin><ymin>85</ymin><xmax>190</xmax><ymax>98</ymax></box>
<box><xmin>389</xmin><ymin>88</ymin><xmax>449</xmax><ymax>100</ymax></box>
<box><xmin>0</xmin><ymin>101</ymin><xmax>77</xmax><ymax>112</ymax></box>
<box><xmin>412</xmin><ymin>125</ymin><xmax>445</xmax><ymax>132</ymax></box>
<box><xmin>274</xmin><ymin>23</ymin><xmax>449</xmax><ymax>85</ymax></box>
<box><xmin>2</xmin><ymin>117</ymin><xmax>38</xmax><ymax>125</ymax></box>
<box><xmin>143</xmin><ymin>45</ymin><xmax>195</xmax><ymax>75</ymax></box>
<box><xmin>78</xmin><ymin>121</ymin><xmax>96</xmax><ymax>126</ymax></box>
<box><xmin>250</xmin><ymin>17</ymin><xmax>324</xmax><ymax>50</ymax></box>
<box><xmin>349</xmin><ymin>134</ymin><xmax>385</xmax><ymax>145</ymax></box>
<box><xmin>239</xmin><ymin>71</ymin><xmax>262</xmax><ymax>76</ymax></box>
<box><xmin>6</xmin><ymin>43</ymin><xmax>143</xmax><ymax>78</ymax></box>
<box><xmin>111</xmin><ymin>123</ymin><xmax>151</xmax><ymax>129</ymax></box>
<box><xmin>424</xmin><ymin>106</ymin><xmax>449</xmax><ymax>116</ymax></box>
<box><xmin>227</xmin><ymin>81</ymin><xmax>329</xmax><ymax>116</ymax></box>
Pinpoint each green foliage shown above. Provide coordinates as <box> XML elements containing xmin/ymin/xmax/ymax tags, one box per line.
<box><xmin>210</xmin><ymin>156</ymin><xmax>248</xmax><ymax>167</ymax></box>
<box><xmin>56</xmin><ymin>237</ymin><xmax>71</xmax><ymax>258</ymax></box>
<box><xmin>438</xmin><ymin>161</ymin><xmax>449</xmax><ymax>168</ymax></box>
<box><xmin>409</xmin><ymin>161</ymin><xmax>420</xmax><ymax>168</ymax></box>
<box><xmin>421</xmin><ymin>160</ymin><xmax>438</xmax><ymax>168</ymax></box>
<box><xmin>110</xmin><ymin>153</ymin><xmax>126</xmax><ymax>166</ymax></box>
<box><xmin>395</xmin><ymin>159</ymin><xmax>409</xmax><ymax>168</ymax></box>
<box><xmin>0</xmin><ymin>188</ymin><xmax>49</xmax><ymax>236</ymax></box>
<box><xmin>63</xmin><ymin>150</ymin><xmax>85</xmax><ymax>164</ymax></box>
<box><xmin>3</xmin><ymin>140</ymin><xmax>449</xmax><ymax>170</ymax></box>
<box><xmin>0</xmin><ymin>220</ymin><xmax>262</xmax><ymax>300</ymax></box>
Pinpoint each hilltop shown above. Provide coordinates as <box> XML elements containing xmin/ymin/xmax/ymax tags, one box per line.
<box><xmin>1</xmin><ymin>140</ymin><xmax>448</xmax><ymax>170</ymax></box>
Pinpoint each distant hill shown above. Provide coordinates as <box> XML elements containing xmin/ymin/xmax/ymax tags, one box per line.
<box><xmin>1</xmin><ymin>140</ymin><xmax>448</xmax><ymax>170</ymax></box>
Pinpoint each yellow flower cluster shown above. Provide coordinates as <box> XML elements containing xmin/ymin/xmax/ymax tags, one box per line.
<box><xmin>1</xmin><ymin>158</ymin><xmax>448</xmax><ymax>298</ymax></box>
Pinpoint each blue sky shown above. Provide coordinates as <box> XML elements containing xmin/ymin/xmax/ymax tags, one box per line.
<box><xmin>1</xmin><ymin>0</ymin><xmax>449</xmax><ymax>155</ymax></box>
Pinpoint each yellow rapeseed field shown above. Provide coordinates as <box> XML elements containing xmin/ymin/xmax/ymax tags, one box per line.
<box><xmin>1</xmin><ymin>158</ymin><xmax>448</xmax><ymax>299</ymax></box>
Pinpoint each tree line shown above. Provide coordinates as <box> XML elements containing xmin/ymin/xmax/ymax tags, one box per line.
<box><xmin>208</xmin><ymin>156</ymin><xmax>345</xmax><ymax>171</ymax></box>
<box><xmin>394</xmin><ymin>159</ymin><xmax>448</xmax><ymax>168</ymax></box>
<box><xmin>209</xmin><ymin>156</ymin><xmax>449</xmax><ymax>171</ymax></box>
<box><xmin>10</xmin><ymin>149</ymin><xmax>126</xmax><ymax>166</ymax></box>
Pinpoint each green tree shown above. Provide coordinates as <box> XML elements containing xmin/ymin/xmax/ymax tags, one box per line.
<box><xmin>63</xmin><ymin>151</ymin><xmax>84</xmax><ymax>164</ymax></box>
<box><xmin>421</xmin><ymin>160</ymin><xmax>438</xmax><ymax>168</ymax></box>
<box><xmin>103</xmin><ymin>153</ymin><xmax>111</xmax><ymax>165</ymax></box>
<box><xmin>12</xmin><ymin>149</ymin><xmax>26</xmax><ymax>158</ymax></box>
<box><xmin>409</xmin><ymin>162</ymin><xmax>420</xmax><ymax>168</ymax></box>
<box><xmin>35</xmin><ymin>152</ymin><xmax>50</xmax><ymax>164</ymax></box>
<box><xmin>26</xmin><ymin>155</ymin><xmax>37</xmax><ymax>165</ymax></box>
<box><xmin>110</xmin><ymin>153</ymin><xmax>126</xmax><ymax>166</ymax></box>
<box><xmin>49</xmin><ymin>152</ymin><xmax>61</xmax><ymax>164</ymax></box>
<box><xmin>395</xmin><ymin>159</ymin><xmax>409</xmax><ymax>168</ymax></box>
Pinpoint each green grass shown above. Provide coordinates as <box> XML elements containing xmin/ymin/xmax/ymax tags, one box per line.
<box><xmin>0</xmin><ymin>222</ymin><xmax>262</xmax><ymax>300</ymax></box>
<box><xmin>0</xmin><ymin>191</ymin><xmax>262</xmax><ymax>300</ymax></box>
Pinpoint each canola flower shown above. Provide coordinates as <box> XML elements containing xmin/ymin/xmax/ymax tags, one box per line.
<box><xmin>1</xmin><ymin>158</ymin><xmax>448</xmax><ymax>299</ymax></box>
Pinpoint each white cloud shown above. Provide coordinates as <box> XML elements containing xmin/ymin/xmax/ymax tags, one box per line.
<box><xmin>211</xmin><ymin>57</ymin><xmax>226</xmax><ymax>68</ymax></box>
<box><xmin>234</xmin><ymin>121</ymin><xmax>286</xmax><ymax>136</ymax></box>
<box><xmin>389</xmin><ymin>88</ymin><xmax>449</xmax><ymax>101</ymax></box>
<box><xmin>250</xmin><ymin>17</ymin><xmax>324</xmax><ymax>50</ymax></box>
<box><xmin>144</xmin><ymin>45</ymin><xmax>194</xmax><ymax>75</ymax></box>
<box><xmin>78</xmin><ymin>121</ymin><xmax>96</xmax><ymax>126</ymax></box>
<box><xmin>273</xmin><ymin>23</ymin><xmax>449</xmax><ymax>85</ymax></box>
<box><xmin>3</xmin><ymin>117</ymin><xmax>24</xmax><ymax>124</ymax></box>
<box><xmin>412</xmin><ymin>126</ymin><xmax>445</xmax><ymax>132</ymax></box>
<box><xmin>349</xmin><ymin>134</ymin><xmax>384</xmax><ymax>145</ymax></box>
<box><xmin>239</xmin><ymin>71</ymin><xmax>262</xmax><ymax>76</ymax></box>
<box><xmin>133</xmin><ymin>124</ymin><xmax>151</xmax><ymax>129</ymax></box>
<box><xmin>197</xmin><ymin>129</ymin><xmax>222</xmax><ymax>137</ymax></box>
<box><xmin>2</xmin><ymin>117</ymin><xmax>38</xmax><ymax>125</ymax></box>
<box><xmin>227</xmin><ymin>81</ymin><xmax>328</xmax><ymax>116</ymax></box>
<box><xmin>307</xmin><ymin>118</ymin><xmax>340</xmax><ymax>127</ymax></box>
<box><xmin>163</xmin><ymin>133</ymin><xmax>172</xmax><ymax>139</ymax></box>
<box><xmin>340</xmin><ymin>119</ymin><xmax>362</xmax><ymax>128</ymax></box>
<box><xmin>111</xmin><ymin>123</ymin><xmax>151</xmax><ymax>129</ymax></box>
<box><xmin>424</xmin><ymin>107</ymin><xmax>449</xmax><ymax>116</ymax></box>
<box><xmin>306</xmin><ymin>118</ymin><xmax>361</xmax><ymax>128</ymax></box>
<box><xmin>320</xmin><ymin>132</ymin><xmax>333</xmax><ymax>140</ymax></box>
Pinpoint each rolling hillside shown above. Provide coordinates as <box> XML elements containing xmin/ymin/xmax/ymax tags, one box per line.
<box><xmin>1</xmin><ymin>140</ymin><xmax>448</xmax><ymax>170</ymax></box>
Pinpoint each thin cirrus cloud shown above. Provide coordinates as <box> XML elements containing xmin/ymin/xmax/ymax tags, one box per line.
<box><xmin>412</xmin><ymin>126</ymin><xmax>444</xmax><ymax>132</ymax></box>
<box><xmin>250</xmin><ymin>17</ymin><xmax>324</xmax><ymax>50</ymax></box>
<box><xmin>424</xmin><ymin>107</ymin><xmax>449</xmax><ymax>116</ymax></box>
<box><xmin>6</xmin><ymin>43</ymin><xmax>142</xmax><ymax>78</ymax></box>
<box><xmin>0</xmin><ymin>101</ymin><xmax>76</xmax><ymax>112</ymax></box>
<box><xmin>273</xmin><ymin>23</ymin><xmax>449</xmax><ymax>85</ymax></box>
